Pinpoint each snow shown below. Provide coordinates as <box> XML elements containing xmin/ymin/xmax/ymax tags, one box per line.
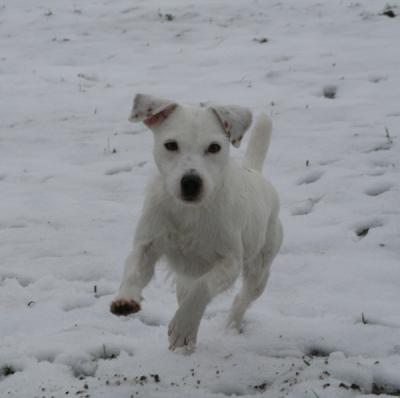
<box><xmin>1</xmin><ymin>0</ymin><xmax>400</xmax><ymax>397</ymax></box>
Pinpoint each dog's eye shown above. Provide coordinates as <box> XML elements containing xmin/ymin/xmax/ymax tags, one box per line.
<box><xmin>207</xmin><ymin>143</ymin><xmax>221</xmax><ymax>154</ymax></box>
<box><xmin>164</xmin><ymin>141</ymin><xmax>179</xmax><ymax>151</ymax></box>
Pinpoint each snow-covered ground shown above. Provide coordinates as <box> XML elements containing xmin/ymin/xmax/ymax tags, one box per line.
<box><xmin>1</xmin><ymin>0</ymin><xmax>400</xmax><ymax>397</ymax></box>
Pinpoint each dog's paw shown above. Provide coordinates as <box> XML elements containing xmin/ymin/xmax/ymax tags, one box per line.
<box><xmin>110</xmin><ymin>298</ymin><xmax>141</xmax><ymax>316</ymax></box>
<box><xmin>226</xmin><ymin>316</ymin><xmax>240</xmax><ymax>331</ymax></box>
<box><xmin>168</xmin><ymin>310</ymin><xmax>200</xmax><ymax>352</ymax></box>
<box><xmin>225</xmin><ymin>317</ymin><xmax>244</xmax><ymax>334</ymax></box>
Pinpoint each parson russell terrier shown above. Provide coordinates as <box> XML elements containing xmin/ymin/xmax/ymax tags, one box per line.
<box><xmin>110</xmin><ymin>94</ymin><xmax>283</xmax><ymax>351</ymax></box>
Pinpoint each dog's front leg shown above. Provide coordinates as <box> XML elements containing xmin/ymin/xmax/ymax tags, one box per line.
<box><xmin>110</xmin><ymin>240</ymin><xmax>159</xmax><ymax>316</ymax></box>
<box><xmin>168</xmin><ymin>256</ymin><xmax>240</xmax><ymax>351</ymax></box>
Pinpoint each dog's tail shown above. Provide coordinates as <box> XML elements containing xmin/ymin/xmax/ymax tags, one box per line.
<box><xmin>242</xmin><ymin>113</ymin><xmax>273</xmax><ymax>172</ymax></box>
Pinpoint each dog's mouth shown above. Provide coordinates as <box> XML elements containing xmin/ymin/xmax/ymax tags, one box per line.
<box><xmin>180</xmin><ymin>194</ymin><xmax>203</xmax><ymax>204</ymax></box>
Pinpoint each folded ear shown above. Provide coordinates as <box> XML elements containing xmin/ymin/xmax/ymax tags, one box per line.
<box><xmin>210</xmin><ymin>105</ymin><xmax>252</xmax><ymax>148</ymax></box>
<box><xmin>128</xmin><ymin>93</ymin><xmax>178</xmax><ymax>129</ymax></box>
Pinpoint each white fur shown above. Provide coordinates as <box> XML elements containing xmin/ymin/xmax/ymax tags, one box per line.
<box><xmin>111</xmin><ymin>94</ymin><xmax>283</xmax><ymax>352</ymax></box>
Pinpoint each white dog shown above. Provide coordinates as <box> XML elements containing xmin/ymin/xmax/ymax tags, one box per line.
<box><xmin>110</xmin><ymin>94</ymin><xmax>283</xmax><ymax>351</ymax></box>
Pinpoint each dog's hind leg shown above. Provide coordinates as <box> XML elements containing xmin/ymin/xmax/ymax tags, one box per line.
<box><xmin>226</xmin><ymin>218</ymin><xmax>283</xmax><ymax>331</ymax></box>
<box><xmin>226</xmin><ymin>255</ymin><xmax>270</xmax><ymax>331</ymax></box>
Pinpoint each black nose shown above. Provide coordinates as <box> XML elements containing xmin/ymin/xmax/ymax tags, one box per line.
<box><xmin>180</xmin><ymin>174</ymin><xmax>203</xmax><ymax>201</ymax></box>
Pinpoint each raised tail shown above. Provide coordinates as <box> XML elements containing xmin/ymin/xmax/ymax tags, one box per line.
<box><xmin>242</xmin><ymin>113</ymin><xmax>273</xmax><ymax>171</ymax></box>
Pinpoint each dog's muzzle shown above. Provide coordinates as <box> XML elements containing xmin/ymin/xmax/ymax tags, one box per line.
<box><xmin>180</xmin><ymin>173</ymin><xmax>203</xmax><ymax>202</ymax></box>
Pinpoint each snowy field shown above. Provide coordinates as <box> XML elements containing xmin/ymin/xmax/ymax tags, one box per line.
<box><xmin>1</xmin><ymin>0</ymin><xmax>400</xmax><ymax>397</ymax></box>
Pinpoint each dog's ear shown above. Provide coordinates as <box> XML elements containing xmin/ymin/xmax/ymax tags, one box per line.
<box><xmin>129</xmin><ymin>94</ymin><xmax>178</xmax><ymax>129</ymax></box>
<box><xmin>210</xmin><ymin>105</ymin><xmax>252</xmax><ymax>148</ymax></box>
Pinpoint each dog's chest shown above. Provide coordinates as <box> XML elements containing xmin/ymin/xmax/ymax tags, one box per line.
<box><xmin>162</xmin><ymin>214</ymin><xmax>228</xmax><ymax>277</ymax></box>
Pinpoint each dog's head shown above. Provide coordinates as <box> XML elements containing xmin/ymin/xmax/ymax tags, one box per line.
<box><xmin>129</xmin><ymin>94</ymin><xmax>252</xmax><ymax>205</ymax></box>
